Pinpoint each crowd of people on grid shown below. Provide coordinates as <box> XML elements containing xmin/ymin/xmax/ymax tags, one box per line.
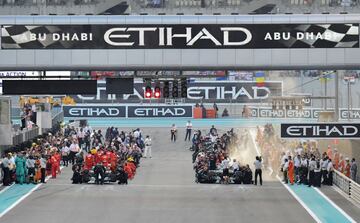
<box><xmin>1</xmin><ymin>124</ymin><xmax>149</xmax><ymax>186</ymax></box>
<box><xmin>71</xmin><ymin>127</ymin><xmax>147</xmax><ymax>185</ymax></box>
<box><xmin>256</xmin><ymin>124</ymin><xmax>358</xmax><ymax>187</ymax></box>
<box><xmin>190</xmin><ymin>124</ymin><xmax>255</xmax><ymax>184</ymax></box>
<box><xmin>1</xmin><ymin>128</ymin><xmax>67</xmax><ymax>186</ymax></box>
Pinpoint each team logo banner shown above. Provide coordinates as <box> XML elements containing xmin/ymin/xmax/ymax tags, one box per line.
<box><xmin>1</xmin><ymin>24</ymin><xmax>358</xmax><ymax>49</ymax></box>
<box><xmin>72</xmin><ymin>81</ymin><xmax>282</xmax><ymax>104</ymax></box>
<box><xmin>127</xmin><ymin>106</ymin><xmax>193</xmax><ymax>118</ymax></box>
<box><xmin>281</xmin><ymin>123</ymin><xmax>360</xmax><ymax>138</ymax></box>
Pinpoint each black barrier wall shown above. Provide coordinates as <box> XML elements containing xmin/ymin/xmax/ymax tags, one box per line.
<box><xmin>2</xmin><ymin>24</ymin><xmax>358</xmax><ymax>49</ymax></box>
<box><xmin>1</xmin><ymin>15</ymin><xmax>360</xmax><ymax>70</ymax></box>
<box><xmin>63</xmin><ymin>105</ymin><xmax>360</xmax><ymax>120</ymax></box>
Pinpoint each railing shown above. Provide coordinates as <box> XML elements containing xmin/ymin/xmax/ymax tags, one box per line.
<box><xmin>333</xmin><ymin>169</ymin><xmax>360</xmax><ymax>204</ymax></box>
<box><xmin>12</xmin><ymin>126</ymin><xmax>40</xmax><ymax>145</ymax></box>
<box><xmin>51</xmin><ymin>110</ymin><xmax>64</xmax><ymax>127</ymax></box>
<box><xmin>24</xmin><ymin>126</ymin><xmax>40</xmax><ymax>142</ymax></box>
<box><xmin>12</xmin><ymin>133</ymin><xmax>23</xmax><ymax>146</ymax></box>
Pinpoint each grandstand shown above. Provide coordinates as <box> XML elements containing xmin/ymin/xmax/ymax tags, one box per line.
<box><xmin>0</xmin><ymin>0</ymin><xmax>359</xmax><ymax>15</ymax></box>
<box><xmin>130</xmin><ymin>0</ymin><xmax>360</xmax><ymax>15</ymax></box>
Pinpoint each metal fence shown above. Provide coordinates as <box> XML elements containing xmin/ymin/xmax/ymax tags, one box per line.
<box><xmin>333</xmin><ymin>169</ymin><xmax>360</xmax><ymax>204</ymax></box>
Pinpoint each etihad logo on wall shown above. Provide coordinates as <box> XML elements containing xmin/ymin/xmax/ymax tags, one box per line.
<box><xmin>187</xmin><ymin>86</ymin><xmax>270</xmax><ymax>100</ymax></box>
<box><xmin>64</xmin><ymin>106</ymin><xmax>126</xmax><ymax>118</ymax></box>
<box><xmin>128</xmin><ymin>106</ymin><xmax>192</xmax><ymax>118</ymax></box>
<box><xmin>25</xmin><ymin>27</ymin><xmax>252</xmax><ymax>46</ymax></box>
<box><xmin>133</xmin><ymin>107</ymin><xmax>186</xmax><ymax>116</ymax></box>
<box><xmin>281</xmin><ymin>123</ymin><xmax>360</xmax><ymax>138</ymax></box>
<box><xmin>74</xmin><ymin>81</ymin><xmax>282</xmax><ymax>103</ymax></box>
<box><xmin>104</xmin><ymin>27</ymin><xmax>252</xmax><ymax>46</ymax></box>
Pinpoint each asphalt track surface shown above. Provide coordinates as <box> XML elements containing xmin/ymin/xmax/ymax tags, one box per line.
<box><xmin>0</xmin><ymin>127</ymin><xmax>355</xmax><ymax>223</ymax></box>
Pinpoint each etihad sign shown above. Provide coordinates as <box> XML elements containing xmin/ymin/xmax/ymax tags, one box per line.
<box><xmin>67</xmin><ymin>107</ymin><xmax>125</xmax><ymax>117</ymax></box>
<box><xmin>128</xmin><ymin>106</ymin><xmax>192</xmax><ymax>118</ymax></box>
<box><xmin>281</xmin><ymin>123</ymin><xmax>360</xmax><ymax>138</ymax></box>
<box><xmin>133</xmin><ymin>107</ymin><xmax>186</xmax><ymax>117</ymax></box>
<box><xmin>104</xmin><ymin>27</ymin><xmax>252</xmax><ymax>46</ymax></box>
<box><xmin>75</xmin><ymin>82</ymin><xmax>281</xmax><ymax>103</ymax></box>
<box><xmin>64</xmin><ymin>105</ymin><xmax>192</xmax><ymax>118</ymax></box>
<box><xmin>187</xmin><ymin>86</ymin><xmax>270</xmax><ymax>100</ymax></box>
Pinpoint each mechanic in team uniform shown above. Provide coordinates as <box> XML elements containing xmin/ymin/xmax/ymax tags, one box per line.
<box><xmin>84</xmin><ymin>152</ymin><xmax>95</xmax><ymax>170</ymax></box>
<box><xmin>50</xmin><ymin>152</ymin><xmax>58</xmax><ymax>179</ymax></box>
<box><xmin>109</xmin><ymin>150</ymin><xmax>118</xmax><ymax>172</ymax></box>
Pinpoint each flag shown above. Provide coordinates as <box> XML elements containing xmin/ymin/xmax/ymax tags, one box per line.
<box><xmin>319</xmin><ymin>71</ymin><xmax>334</xmax><ymax>82</ymax></box>
<box><xmin>255</xmin><ymin>71</ymin><xmax>265</xmax><ymax>87</ymax></box>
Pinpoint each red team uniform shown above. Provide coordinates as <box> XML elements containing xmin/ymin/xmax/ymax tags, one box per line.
<box><xmin>85</xmin><ymin>154</ymin><xmax>95</xmax><ymax>170</ymax></box>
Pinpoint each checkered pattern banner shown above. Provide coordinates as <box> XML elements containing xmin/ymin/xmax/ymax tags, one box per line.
<box><xmin>1</xmin><ymin>24</ymin><xmax>359</xmax><ymax>49</ymax></box>
<box><xmin>1</xmin><ymin>25</ymin><xmax>80</xmax><ymax>49</ymax></box>
<box><xmin>281</xmin><ymin>24</ymin><xmax>359</xmax><ymax>48</ymax></box>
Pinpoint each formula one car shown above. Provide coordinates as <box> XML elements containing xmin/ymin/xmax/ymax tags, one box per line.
<box><xmin>82</xmin><ymin>164</ymin><xmax>117</xmax><ymax>184</ymax></box>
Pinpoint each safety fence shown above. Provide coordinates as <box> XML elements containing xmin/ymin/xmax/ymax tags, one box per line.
<box><xmin>333</xmin><ymin>169</ymin><xmax>360</xmax><ymax>205</ymax></box>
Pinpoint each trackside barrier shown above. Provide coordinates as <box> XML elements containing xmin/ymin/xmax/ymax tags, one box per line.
<box><xmin>333</xmin><ymin>169</ymin><xmax>360</xmax><ymax>204</ymax></box>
